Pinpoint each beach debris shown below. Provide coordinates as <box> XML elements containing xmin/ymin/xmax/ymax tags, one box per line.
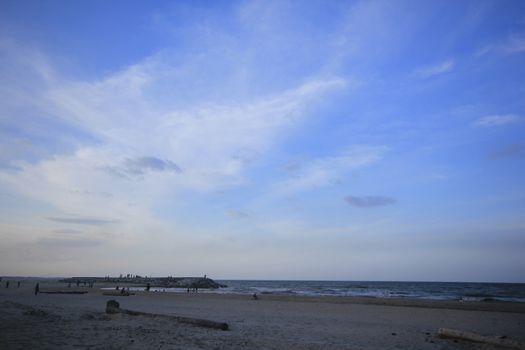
<box><xmin>106</xmin><ymin>300</ymin><xmax>121</xmax><ymax>314</ymax></box>
<box><xmin>39</xmin><ymin>291</ymin><xmax>88</xmax><ymax>294</ymax></box>
<box><xmin>438</xmin><ymin>328</ymin><xmax>525</xmax><ymax>349</ymax></box>
<box><xmin>102</xmin><ymin>291</ymin><xmax>133</xmax><ymax>296</ymax></box>
<box><xmin>105</xmin><ymin>300</ymin><xmax>229</xmax><ymax>331</ymax></box>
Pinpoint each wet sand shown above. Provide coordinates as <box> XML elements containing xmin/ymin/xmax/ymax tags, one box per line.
<box><xmin>1</xmin><ymin>280</ymin><xmax>524</xmax><ymax>349</ymax></box>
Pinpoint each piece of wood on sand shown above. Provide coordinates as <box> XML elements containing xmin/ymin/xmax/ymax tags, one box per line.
<box><xmin>438</xmin><ymin>328</ymin><xmax>525</xmax><ymax>350</ymax></box>
<box><xmin>105</xmin><ymin>300</ymin><xmax>229</xmax><ymax>331</ymax></box>
<box><xmin>39</xmin><ymin>291</ymin><xmax>88</xmax><ymax>294</ymax></box>
<box><xmin>102</xmin><ymin>291</ymin><xmax>133</xmax><ymax>296</ymax></box>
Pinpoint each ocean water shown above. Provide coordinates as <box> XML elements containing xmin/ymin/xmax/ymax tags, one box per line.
<box><xmin>119</xmin><ymin>280</ymin><xmax>525</xmax><ymax>302</ymax></box>
<box><xmin>213</xmin><ymin>280</ymin><xmax>525</xmax><ymax>302</ymax></box>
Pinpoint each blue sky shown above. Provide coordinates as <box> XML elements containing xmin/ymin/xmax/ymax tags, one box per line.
<box><xmin>1</xmin><ymin>0</ymin><xmax>524</xmax><ymax>282</ymax></box>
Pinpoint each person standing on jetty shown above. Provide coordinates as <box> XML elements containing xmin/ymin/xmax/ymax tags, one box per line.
<box><xmin>34</xmin><ymin>283</ymin><xmax>39</xmax><ymax>295</ymax></box>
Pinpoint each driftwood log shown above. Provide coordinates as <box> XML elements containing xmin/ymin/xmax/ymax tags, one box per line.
<box><xmin>102</xmin><ymin>291</ymin><xmax>133</xmax><ymax>296</ymax></box>
<box><xmin>438</xmin><ymin>328</ymin><xmax>525</xmax><ymax>350</ymax></box>
<box><xmin>39</xmin><ymin>291</ymin><xmax>88</xmax><ymax>294</ymax></box>
<box><xmin>105</xmin><ymin>300</ymin><xmax>228</xmax><ymax>331</ymax></box>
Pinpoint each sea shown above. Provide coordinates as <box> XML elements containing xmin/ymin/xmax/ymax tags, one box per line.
<box><xmin>135</xmin><ymin>280</ymin><xmax>525</xmax><ymax>303</ymax></box>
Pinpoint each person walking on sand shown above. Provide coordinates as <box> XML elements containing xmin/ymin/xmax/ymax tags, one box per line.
<box><xmin>146</xmin><ymin>283</ymin><xmax>151</xmax><ymax>292</ymax></box>
<box><xmin>34</xmin><ymin>283</ymin><xmax>39</xmax><ymax>295</ymax></box>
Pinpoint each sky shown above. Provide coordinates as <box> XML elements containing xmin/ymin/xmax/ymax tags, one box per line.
<box><xmin>0</xmin><ymin>0</ymin><xmax>524</xmax><ymax>282</ymax></box>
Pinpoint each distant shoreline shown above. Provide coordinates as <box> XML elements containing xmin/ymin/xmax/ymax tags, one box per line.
<box><xmin>2</xmin><ymin>276</ymin><xmax>525</xmax><ymax>284</ymax></box>
<box><xmin>3</xmin><ymin>277</ymin><xmax>525</xmax><ymax>303</ymax></box>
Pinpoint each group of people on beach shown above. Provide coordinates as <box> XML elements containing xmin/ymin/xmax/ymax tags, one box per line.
<box><xmin>4</xmin><ymin>280</ymin><xmax>40</xmax><ymax>295</ymax></box>
<box><xmin>4</xmin><ymin>281</ymin><xmax>21</xmax><ymax>289</ymax></box>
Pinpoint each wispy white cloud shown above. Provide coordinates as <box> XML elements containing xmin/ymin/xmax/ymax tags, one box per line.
<box><xmin>488</xmin><ymin>144</ymin><xmax>524</xmax><ymax>160</ymax></box>
<box><xmin>0</xmin><ymin>37</ymin><xmax>348</xmax><ymax>260</ymax></box>
<box><xmin>54</xmin><ymin>228</ymin><xmax>83</xmax><ymax>234</ymax></box>
<box><xmin>37</xmin><ymin>237</ymin><xmax>103</xmax><ymax>248</ymax></box>
<box><xmin>225</xmin><ymin>209</ymin><xmax>251</xmax><ymax>219</ymax></box>
<box><xmin>503</xmin><ymin>33</ymin><xmax>525</xmax><ymax>54</ymax></box>
<box><xmin>473</xmin><ymin>114</ymin><xmax>521</xmax><ymax>127</ymax></box>
<box><xmin>47</xmin><ymin>216</ymin><xmax>118</xmax><ymax>226</ymax></box>
<box><xmin>345</xmin><ymin>195</ymin><xmax>396</xmax><ymax>208</ymax></box>
<box><xmin>272</xmin><ymin>145</ymin><xmax>387</xmax><ymax>196</ymax></box>
<box><xmin>413</xmin><ymin>60</ymin><xmax>454</xmax><ymax>79</ymax></box>
<box><xmin>475</xmin><ymin>32</ymin><xmax>525</xmax><ymax>57</ymax></box>
<box><xmin>104</xmin><ymin>156</ymin><xmax>182</xmax><ymax>179</ymax></box>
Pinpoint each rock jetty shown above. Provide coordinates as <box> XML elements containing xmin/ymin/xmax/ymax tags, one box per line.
<box><xmin>59</xmin><ymin>276</ymin><xmax>226</xmax><ymax>289</ymax></box>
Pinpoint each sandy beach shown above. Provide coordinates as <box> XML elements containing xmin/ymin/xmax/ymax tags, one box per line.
<box><xmin>1</xmin><ymin>280</ymin><xmax>524</xmax><ymax>349</ymax></box>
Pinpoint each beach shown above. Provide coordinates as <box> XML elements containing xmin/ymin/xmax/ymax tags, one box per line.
<box><xmin>1</xmin><ymin>280</ymin><xmax>525</xmax><ymax>349</ymax></box>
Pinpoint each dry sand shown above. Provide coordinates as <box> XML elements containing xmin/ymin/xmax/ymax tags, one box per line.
<box><xmin>1</xmin><ymin>279</ymin><xmax>525</xmax><ymax>349</ymax></box>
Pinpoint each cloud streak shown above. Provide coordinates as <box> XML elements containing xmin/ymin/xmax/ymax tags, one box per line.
<box><xmin>476</xmin><ymin>33</ymin><xmax>525</xmax><ymax>57</ymax></box>
<box><xmin>225</xmin><ymin>209</ymin><xmax>251</xmax><ymax>219</ymax></box>
<box><xmin>345</xmin><ymin>195</ymin><xmax>397</xmax><ymax>208</ymax></box>
<box><xmin>414</xmin><ymin>60</ymin><xmax>454</xmax><ymax>79</ymax></box>
<box><xmin>37</xmin><ymin>237</ymin><xmax>103</xmax><ymax>248</ymax></box>
<box><xmin>473</xmin><ymin>114</ymin><xmax>521</xmax><ymax>127</ymax></box>
<box><xmin>105</xmin><ymin>156</ymin><xmax>182</xmax><ymax>178</ymax></box>
<box><xmin>47</xmin><ymin>217</ymin><xmax>118</xmax><ymax>226</ymax></box>
<box><xmin>54</xmin><ymin>228</ymin><xmax>83</xmax><ymax>234</ymax></box>
<box><xmin>488</xmin><ymin>144</ymin><xmax>524</xmax><ymax>160</ymax></box>
<box><xmin>273</xmin><ymin>145</ymin><xmax>387</xmax><ymax>196</ymax></box>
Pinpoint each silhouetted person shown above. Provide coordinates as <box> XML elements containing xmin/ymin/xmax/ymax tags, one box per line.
<box><xmin>116</xmin><ymin>286</ymin><xmax>119</xmax><ymax>290</ymax></box>
<box><xmin>5</xmin><ymin>281</ymin><xmax>9</xmax><ymax>288</ymax></box>
<box><xmin>253</xmin><ymin>293</ymin><xmax>258</xmax><ymax>300</ymax></box>
<box><xmin>76</xmin><ymin>280</ymin><xmax>80</xmax><ymax>287</ymax></box>
<box><xmin>17</xmin><ymin>281</ymin><xmax>20</xmax><ymax>288</ymax></box>
<box><xmin>146</xmin><ymin>283</ymin><xmax>151</xmax><ymax>292</ymax></box>
<box><xmin>35</xmin><ymin>283</ymin><xmax>39</xmax><ymax>295</ymax></box>
<box><xmin>187</xmin><ymin>288</ymin><xmax>190</xmax><ymax>293</ymax></box>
